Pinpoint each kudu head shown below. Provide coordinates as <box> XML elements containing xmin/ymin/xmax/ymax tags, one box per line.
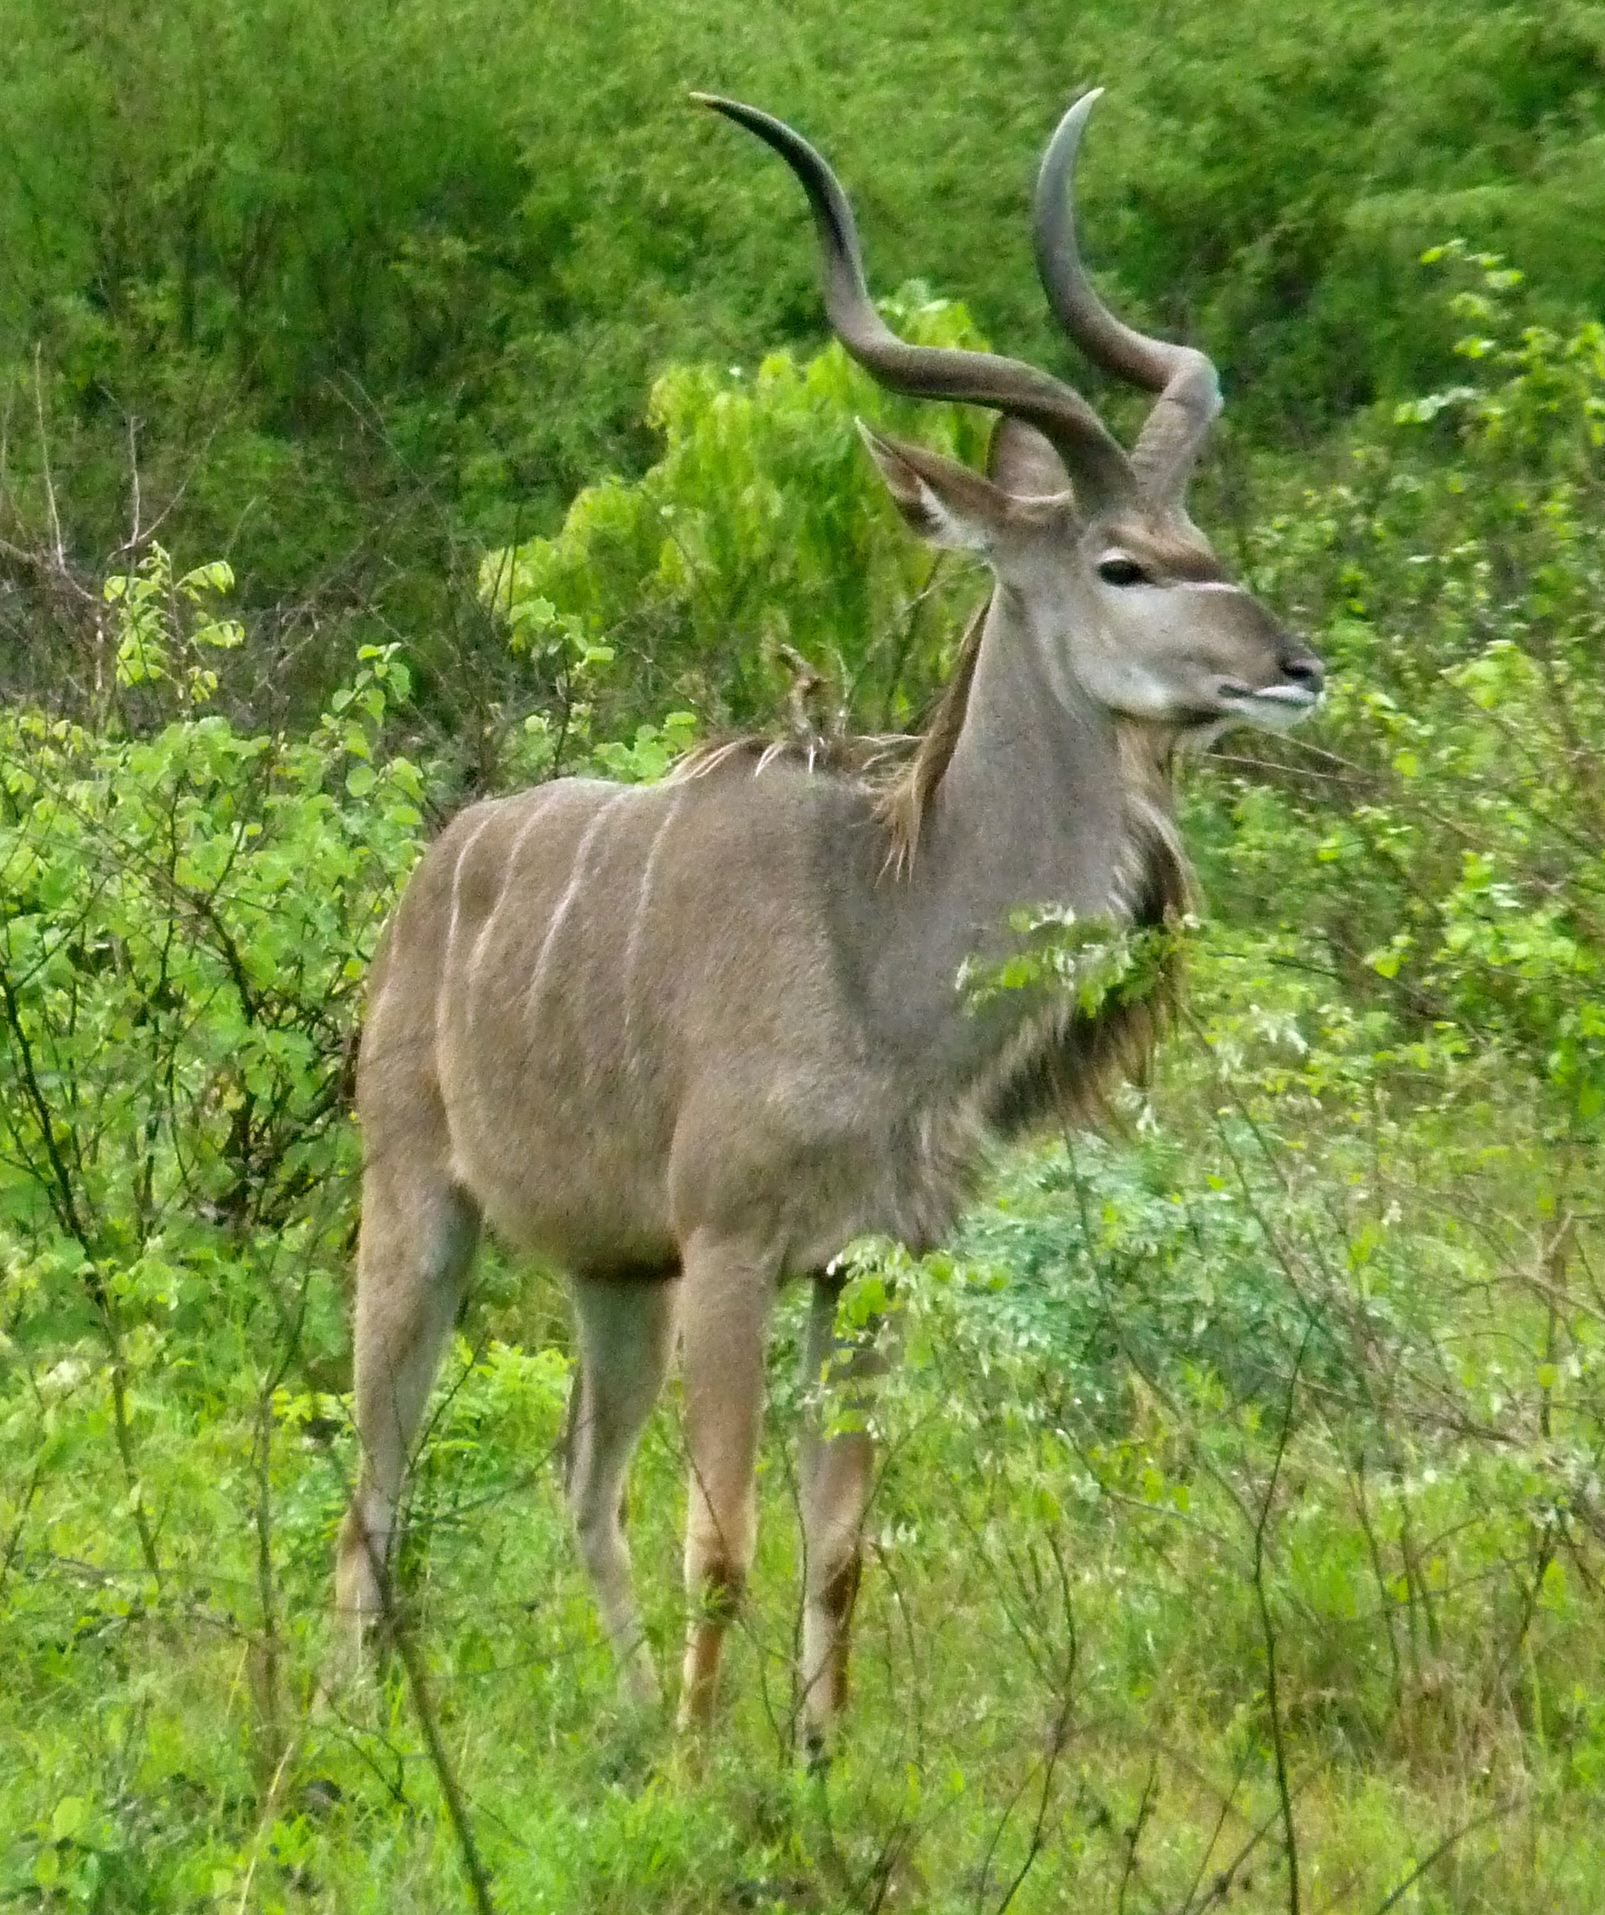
<box><xmin>697</xmin><ymin>91</ymin><xmax>1323</xmax><ymax>743</ymax></box>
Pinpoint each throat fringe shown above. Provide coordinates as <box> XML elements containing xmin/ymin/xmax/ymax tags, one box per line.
<box><xmin>982</xmin><ymin>775</ymin><xmax>1192</xmax><ymax>1137</ymax></box>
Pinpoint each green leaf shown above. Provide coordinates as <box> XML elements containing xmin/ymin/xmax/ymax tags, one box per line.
<box><xmin>50</xmin><ymin>1796</ymin><xmax>89</xmax><ymax>1843</ymax></box>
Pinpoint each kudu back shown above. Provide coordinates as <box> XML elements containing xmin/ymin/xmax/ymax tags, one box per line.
<box><xmin>337</xmin><ymin>91</ymin><xmax>1323</xmax><ymax>1751</ymax></box>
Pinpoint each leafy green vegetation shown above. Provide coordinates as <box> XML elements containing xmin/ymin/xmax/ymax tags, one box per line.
<box><xmin>8</xmin><ymin>243</ymin><xmax>1605</xmax><ymax>1905</ymax></box>
<box><xmin>6</xmin><ymin>4</ymin><xmax>1605</xmax><ymax>1908</ymax></box>
<box><xmin>481</xmin><ymin>290</ymin><xmax>993</xmax><ymax>755</ymax></box>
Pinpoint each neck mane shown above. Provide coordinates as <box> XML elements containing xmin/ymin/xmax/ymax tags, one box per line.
<box><xmin>872</xmin><ymin>597</ymin><xmax>989</xmax><ymax>875</ymax></box>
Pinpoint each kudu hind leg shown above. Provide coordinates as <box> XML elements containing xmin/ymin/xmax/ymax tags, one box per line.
<box><xmin>336</xmin><ymin>1169</ymin><xmax>480</xmax><ymax>1630</ymax></box>
<box><xmin>798</xmin><ymin>1272</ymin><xmax>886</xmax><ymax>1756</ymax></box>
<box><xmin>566</xmin><ymin>1272</ymin><xmax>681</xmax><ymax>1706</ymax></box>
<box><xmin>677</xmin><ymin>1233</ymin><xmax>775</xmax><ymax>1731</ymax></box>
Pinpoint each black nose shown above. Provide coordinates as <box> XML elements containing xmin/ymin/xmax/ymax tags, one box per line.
<box><xmin>1280</xmin><ymin>650</ymin><xmax>1324</xmax><ymax>694</ymax></box>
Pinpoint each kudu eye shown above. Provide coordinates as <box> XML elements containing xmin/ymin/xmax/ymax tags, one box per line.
<box><xmin>1096</xmin><ymin>555</ymin><xmax>1150</xmax><ymax>588</ymax></box>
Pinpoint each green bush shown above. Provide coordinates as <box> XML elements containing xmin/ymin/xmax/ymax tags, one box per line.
<box><xmin>482</xmin><ymin>289</ymin><xmax>991</xmax><ymax>749</ymax></box>
<box><xmin>6</xmin><ymin>0</ymin><xmax>1605</xmax><ymax>702</ymax></box>
<box><xmin>0</xmin><ymin>558</ymin><xmax>426</xmax><ymax>1394</ymax></box>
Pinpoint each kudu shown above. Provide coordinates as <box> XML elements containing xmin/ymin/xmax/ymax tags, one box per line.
<box><xmin>336</xmin><ymin>90</ymin><xmax>1323</xmax><ymax>1751</ymax></box>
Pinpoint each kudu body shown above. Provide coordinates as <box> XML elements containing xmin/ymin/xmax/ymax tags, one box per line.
<box><xmin>337</xmin><ymin>92</ymin><xmax>1323</xmax><ymax>1750</ymax></box>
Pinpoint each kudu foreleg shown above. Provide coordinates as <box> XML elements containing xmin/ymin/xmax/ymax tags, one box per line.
<box><xmin>676</xmin><ymin>1232</ymin><xmax>775</xmax><ymax>1731</ymax></box>
<box><xmin>336</xmin><ymin>1173</ymin><xmax>480</xmax><ymax>1635</ymax></box>
<box><xmin>798</xmin><ymin>1273</ymin><xmax>886</xmax><ymax>1756</ymax></box>
<box><xmin>566</xmin><ymin>1272</ymin><xmax>681</xmax><ymax>1707</ymax></box>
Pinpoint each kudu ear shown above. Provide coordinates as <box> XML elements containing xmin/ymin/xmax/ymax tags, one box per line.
<box><xmin>987</xmin><ymin>417</ymin><xmax>1073</xmax><ymax>501</ymax></box>
<box><xmin>857</xmin><ymin>421</ymin><xmax>1012</xmax><ymax>552</ymax></box>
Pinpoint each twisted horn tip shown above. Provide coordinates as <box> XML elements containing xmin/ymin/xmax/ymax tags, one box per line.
<box><xmin>690</xmin><ymin>92</ymin><xmax>773</xmax><ymax>132</ymax></box>
<box><xmin>1043</xmin><ymin>88</ymin><xmax>1106</xmax><ymax>173</ymax></box>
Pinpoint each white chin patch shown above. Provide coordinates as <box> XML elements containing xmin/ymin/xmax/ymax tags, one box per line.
<box><xmin>1225</xmin><ymin>688</ymin><xmax>1320</xmax><ymax>733</ymax></box>
<box><xmin>1181</xmin><ymin>689</ymin><xmax>1319</xmax><ymax>750</ymax></box>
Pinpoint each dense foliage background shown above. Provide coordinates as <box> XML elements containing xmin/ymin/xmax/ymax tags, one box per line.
<box><xmin>4</xmin><ymin>3</ymin><xmax>1605</xmax><ymax>1910</ymax></box>
<box><xmin>5</xmin><ymin>0</ymin><xmax>1605</xmax><ymax>712</ymax></box>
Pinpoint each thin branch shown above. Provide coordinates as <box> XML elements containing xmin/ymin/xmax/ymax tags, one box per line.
<box><xmin>1252</xmin><ymin>1312</ymin><xmax>1317</xmax><ymax>1915</ymax></box>
<box><xmin>993</xmin><ymin>1676</ymin><xmax>1077</xmax><ymax>1915</ymax></box>
<box><xmin>1371</xmin><ymin>1799</ymin><xmax>1522</xmax><ymax>1913</ymax></box>
<box><xmin>353</xmin><ymin>1526</ymin><xmax>498</xmax><ymax>1915</ymax></box>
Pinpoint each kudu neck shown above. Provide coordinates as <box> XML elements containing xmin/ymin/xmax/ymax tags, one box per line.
<box><xmin>924</xmin><ymin>586</ymin><xmax>1173</xmax><ymax>922</ymax></box>
<box><xmin>852</xmin><ymin>585</ymin><xmax>1184</xmax><ymax>1098</ymax></box>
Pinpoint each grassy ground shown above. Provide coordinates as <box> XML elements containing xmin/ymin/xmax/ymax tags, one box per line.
<box><xmin>5</xmin><ymin>1046</ymin><xmax>1603</xmax><ymax>1912</ymax></box>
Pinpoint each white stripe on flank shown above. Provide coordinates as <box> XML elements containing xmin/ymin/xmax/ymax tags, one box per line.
<box><xmin>525</xmin><ymin>793</ymin><xmax>629</xmax><ymax>1022</ymax></box>
<box><xmin>622</xmin><ymin>788</ymin><xmax>686</xmax><ymax>1055</ymax></box>
<box><xmin>444</xmin><ymin>814</ymin><xmax>497</xmax><ymax>974</ymax></box>
<box><xmin>466</xmin><ymin>799</ymin><xmax>547</xmax><ymax>999</ymax></box>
